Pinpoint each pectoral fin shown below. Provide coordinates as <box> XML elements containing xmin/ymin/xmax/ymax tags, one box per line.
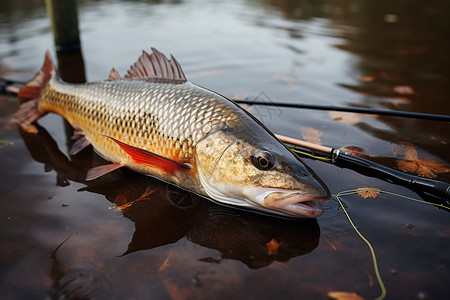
<box><xmin>103</xmin><ymin>135</ymin><xmax>191</xmax><ymax>174</ymax></box>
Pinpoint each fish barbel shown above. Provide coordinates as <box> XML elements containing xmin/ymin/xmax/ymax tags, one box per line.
<box><xmin>14</xmin><ymin>48</ymin><xmax>330</xmax><ymax>218</ymax></box>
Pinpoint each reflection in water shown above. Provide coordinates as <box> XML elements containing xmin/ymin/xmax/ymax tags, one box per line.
<box><xmin>19</xmin><ymin>123</ymin><xmax>320</xmax><ymax>274</ymax></box>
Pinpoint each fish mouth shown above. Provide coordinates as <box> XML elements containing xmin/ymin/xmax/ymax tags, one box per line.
<box><xmin>262</xmin><ymin>190</ymin><xmax>328</xmax><ymax>218</ymax></box>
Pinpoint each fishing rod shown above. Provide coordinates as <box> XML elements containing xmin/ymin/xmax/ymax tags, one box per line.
<box><xmin>234</xmin><ymin>99</ymin><xmax>450</xmax><ymax>122</ymax></box>
<box><xmin>276</xmin><ymin>134</ymin><xmax>450</xmax><ymax>203</ymax></box>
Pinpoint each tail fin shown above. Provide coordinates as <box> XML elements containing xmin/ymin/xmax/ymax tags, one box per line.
<box><xmin>14</xmin><ymin>51</ymin><xmax>55</xmax><ymax>125</ymax></box>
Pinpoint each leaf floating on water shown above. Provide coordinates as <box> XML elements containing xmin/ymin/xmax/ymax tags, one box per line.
<box><xmin>327</xmin><ymin>291</ymin><xmax>365</xmax><ymax>300</ymax></box>
<box><xmin>382</xmin><ymin>97</ymin><xmax>412</xmax><ymax>108</ymax></box>
<box><xmin>232</xmin><ymin>92</ymin><xmax>249</xmax><ymax>100</ymax></box>
<box><xmin>266</xmin><ymin>238</ymin><xmax>280</xmax><ymax>255</ymax></box>
<box><xmin>339</xmin><ymin>146</ymin><xmax>373</xmax><ymax>158</ymax></box>
<box><xmin>300</xmin><ymin>126</ymin><xmax>323</xmax><ymax>145</ymax></box>
<box><xmin>0</xmin><ymin>139</ymin><xmax>13</xmax><ymax>148</ymax></box>
<box><xmin>356</xmin><ymin>187</ymin><xmax>381</xmax><ymax>199</ymax></box>
<box><xmin>20</xmin><ymin>123</ymin><xmax>38</xmax><ymax>134</ymax></box>
<box><xmin>359</xmin><ymin>75</ymin><xmax>374</xmax><ymax>82</ymax></box>
<box><xmin>393</xmin><ymin>85</ymin><xmax>415</xmax><ymax>95</ymax></box>
<box><xmin>328</xmin><ymin>111</ymin><xmax>377</xmax><ymax>125</ymax></box>
<box><xmin>393</xmin><ymin>142</ymin><xmax>450</xmax><ymax>178</ymax></box>
<box><xmin>273</xmin><ymin>73</ymin><xmax>299</xmax><ymax>89</ymax></box>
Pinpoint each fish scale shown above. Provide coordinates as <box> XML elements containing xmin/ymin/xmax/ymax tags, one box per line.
<box><xmin>14</xmin><ymin>48</ymin><xmax>330</xmax><ymax>218</ymax></box>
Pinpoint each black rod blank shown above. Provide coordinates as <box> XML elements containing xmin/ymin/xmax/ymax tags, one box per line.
<box><xmin>234</xmin><ymin>99</ymin><xmax>450</xmax><ymax>122</ymax></box>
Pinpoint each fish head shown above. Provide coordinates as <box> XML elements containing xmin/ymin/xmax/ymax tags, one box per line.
<box><xmin>196</xmin><ymin>129</ymin><xmax>330</xmax><ymax>218</ymax></box>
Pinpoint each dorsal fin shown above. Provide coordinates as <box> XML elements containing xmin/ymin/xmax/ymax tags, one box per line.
<box><xmin>108</xmin><ymin>68</ymin><xmax>121</xmax><ymax>81</ymax></box>
<box><xmin>124</xmin><ymin>48</ymin><xmax>186</xmax><ymax>84</ymax></box>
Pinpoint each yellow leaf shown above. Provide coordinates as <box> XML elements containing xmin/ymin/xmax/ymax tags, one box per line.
<box><xmin>266</xmin><ymin>238</ymin><xmax>281</xmax><ymax>255</ymax></box>
<box><xmin>356</xmin><ymin>187</ymin><xmax>381</xmax><ymax>199</ymax></box>
<box><xmin>328</xmin><ymin>291</ymin><xmax>365</xmax><ymax>300</ymax></box>
<box><xmin>300</xmin><ymin>126</ymin><xmax>323</xmax><ymax>144</ymax></box>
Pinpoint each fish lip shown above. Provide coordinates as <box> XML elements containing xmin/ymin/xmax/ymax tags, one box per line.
<box><xmin>260</xmin><ymin>188</ymin><xmax>329</xmax><ymax>218</ymax></box>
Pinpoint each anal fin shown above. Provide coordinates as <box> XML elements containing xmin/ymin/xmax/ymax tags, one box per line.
<box><xmin>86</xmin><ymin>163</ymin><xmax>124</xmax><ymax>181</ymax></box>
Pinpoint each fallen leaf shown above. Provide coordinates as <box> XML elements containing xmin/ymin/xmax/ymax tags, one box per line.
<box><xmin>328</xmin><ymin>111</ymin><xmax>377</xmax><ymax>125</ymax></box>
<box><xmin>20</xmin><ymin>123</ymin><xmax>38</xmax><ymax>134</ymax></box>
<box><xmin>356</xmin><ymin>187</ymin><xmax>381</xmax><ymax>199</ymax></box>
<box><xmin>393</xmin><ymin>142</ymin><xmax>450</xmax><ymax>178</ymax></box>
<box><xmin>300</xmin><ymin>126</ymin><xmax>323</xmax><ymax>144</ymax></box>
<box><xmin>382</xmin><ymin>97</ymin><xmax>412</xmax><ymax>108</ymax></box>
<box><xmin>266</xmin><ymin>238</ymin><xmax>281</xmax><ymax>255</ymax></box>
<box><xmin>339</xmin><ymin>146</ymin><xmax>372</xmax><ymax>158</ymax></box>
<box><xmin>111</xmin><ymin>187</ymin><xmax>157</xmax><ymax>210</ymax></box>
<box><xmin>273</xmin><ymin>73</ymin><xmax>299</xmax><ymax>89</ymax></box>
<box><xmin>158</xmin><ymin>253</ymin><xmax>172</xmax><ymax>272</ymax></box>
<box><xmin>0</xmin><ymin>139</ymin><xmax>13</xmax><ymax>148</ymax></box>
<box><xmin>232</xmin><ymin>92</ymin><xmax>249</xmax><ymax>100</ymax></box>
<box><xmin>394</xmin><ymin>85</ymin><xmax>414</xmax><ymax>95</ymax></box>
<box><xmin>328</xmin><ymin>291</ymin><xmax>365</xmax><ymax>300</ymax></box>
<box><xmin>359</xmin><ymin>75</ymin><xmax>374</xmax><ymax>82</ymax></box>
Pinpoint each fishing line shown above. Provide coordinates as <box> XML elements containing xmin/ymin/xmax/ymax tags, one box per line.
<box><xmin>332</xmin><ymin>187</ymin><xmax>449</xmax><ymax>300</ymax></box>
<box><xmin>333</xmin><ymin>190</ymin><xmax>387</xmax><ymax>300</ymax></box>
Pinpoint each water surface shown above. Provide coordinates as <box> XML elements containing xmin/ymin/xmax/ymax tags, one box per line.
<box><xmin>1</xmin><ymin>0</ymin><xmax>449</xmax><ymax>299</ymax></box>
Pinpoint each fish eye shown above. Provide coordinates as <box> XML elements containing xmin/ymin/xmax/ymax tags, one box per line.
<box><xmin>253</xmin><ymin>150</ymin><xmax>275</xmax><ymax>170</ymax></box>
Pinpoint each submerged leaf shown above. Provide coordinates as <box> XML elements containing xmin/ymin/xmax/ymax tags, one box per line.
<box><xmin>393</xmin><ymin>142</ymin><xmax>450</xmax><ymax>178</ymax></box>
<box><xmin>328</xmin><ymin>291</ymin><xmax>365</xmax><ymax>300</ymax></box>
<box><xmin>328</xmin><ymin>111</ymin><xmax>377</xmax><ymax>125</ymax></box>
<box><xmin>266</xmin><ymin>238</ymin><xmax>281</xmax><ymax>255</ymax></box>
<box><xmin>393</xmin><ymin>85</ymin><xmax>414</xmax><ymax>95</ymax></box>
<box><xmin>300</xmin><ymin>126</ymin><xmax>323</xmax><ymax>144</ymax></box>
<box><xmin>356</xmin><ymin>187</ymin><xmax>381</xmax><ymax>199</ymax></box>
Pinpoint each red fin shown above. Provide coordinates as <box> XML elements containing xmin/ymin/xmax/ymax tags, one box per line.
<box><xmin>103</xmin><ymin>135</ymin><xmax>191</xmax><ymax>174</ymax></box>
<box><xmin>14</xmin><ymin>51</ymin><xmax>55</xmax><ymax>124</ymax></box>
<box><xmin>108</xmin><ymin>68</ymin><xmax>121</xmax><ymax>81</ymax></box>
<box><xmin>86</xmin><ymin>163</ymin><xmax>124</xmax><ymax>181</ymax></box>
<box><xmin>124</xmin><ymin>48</ymin><xmax>186</xmax><ymax>84</ymax></box>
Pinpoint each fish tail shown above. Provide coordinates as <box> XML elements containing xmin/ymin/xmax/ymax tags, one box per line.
<box><xmin>14</xmin><ymin>51</ymin><xmax>55</xmax><ymax>125</ymax></box>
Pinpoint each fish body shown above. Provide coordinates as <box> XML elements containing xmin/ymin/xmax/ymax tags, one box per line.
<box><xmin>15</xmin><ymin>48</ymin><xmax>330</xmax><ymax>218</ymax></box>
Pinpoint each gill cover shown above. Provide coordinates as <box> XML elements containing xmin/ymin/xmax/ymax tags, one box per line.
<box><xmin>195</xmin><ymin>129</ymin><xmax>330</xmax><ymax>218</ymax></box>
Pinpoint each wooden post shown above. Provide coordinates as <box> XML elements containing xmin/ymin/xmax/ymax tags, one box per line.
<box><xmin>45</xmin><ymin>0</ymin><xmax>86</xmax><ymax>146</ymax></box>
<box><xmin>45</xmin><ymin>0</ymin><xmax>81</xmax><ymax>51</ymax></box>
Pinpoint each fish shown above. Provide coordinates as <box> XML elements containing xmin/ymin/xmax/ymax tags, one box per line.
<box><xmin>14</xmin><ymin>48</ymin><xmax>330</xmax><ymax>218</ymax></box>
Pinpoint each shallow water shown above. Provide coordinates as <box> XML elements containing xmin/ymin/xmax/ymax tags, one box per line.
<box><xmin>1</xmin><ymin>0</ymin><xmax>449</xmax><ymax>299</ymax></box>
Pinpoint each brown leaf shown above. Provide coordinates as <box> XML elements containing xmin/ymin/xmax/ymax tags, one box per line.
<box><xmin>393</xmin><ymin>142</ymin><xmax>450</xmax><ymax>178</ymax></box>
<box><xmin>356</xmin><ymin>187</ymin><xmax>381</xmax><ymax>199</ymax></box>
<box><xmin>266</xmin><ymin>238</ymin><xmax>281</xmax><ymax>255</ymax></box>
<box><xmin>382</xmin><ymin>97</ymin><xmax>412</xmax><ymax>108</ymax></box>
<box><xmin>300</xmin><ymin>126</ymin><xmax>323</xmax><ymax>145</ymax></box>
<box><xmin>20</xmin><ymin>123</ymin><xmax>38</xmax><ymax>134</ymax></box>
<box><xmin>394</xmin><ymin>85</ymin><xmax>415</xmax><ymax>95</ymax></box>
<box><xmin>233</xmin><ymin>92</ymin><xmax>249</xmax><ymax>100</ymax></box>
<box><xmin>339</xmin><ymin>146</ymin><xmax>372</xmax><ymax>158</ymax></box>
<box><xmin>328</xmin><ymin>291</ymin><xmax>365</xmax><ymax>300</ymax></box>
<box><xmin>328</xmin><ymin>111</ymin><xmax>377</xmax><ymax>125</ymax></box>
<box><xmin>359</xmin><ymin>75</ymin><xmax>374</xmax><ymax>82</ymax></box>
